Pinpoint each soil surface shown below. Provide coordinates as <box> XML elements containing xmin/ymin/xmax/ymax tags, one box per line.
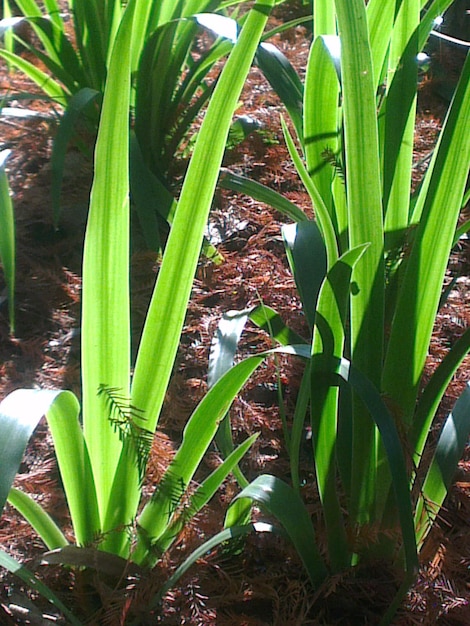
<box><xmin>1</xmin><ymin>4</ymin><xmax>470</xmax><ymax>625</ymax></box>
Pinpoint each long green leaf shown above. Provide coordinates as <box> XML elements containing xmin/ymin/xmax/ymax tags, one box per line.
<box><xmin>45</xmin><ymin>390</ymin><xmax>100</xmax><ymax>547</ymax></box>
<box><xmin>131</xmin><ymin>0</ymin><xmax>275</xmax><ymax>432</ymax></box>
<box><xmin>134</xmin><ymin>354</ymin><xmax>265</xmax><ymax>566</ymax></box>
<box><xmin>281</xmin><ymin>116</ymin><xmax>338</xmax><ymax>266</ymax></box>
<box><xmin>81</xmin><ymin>0</ymin><xmax>135</xmax><ymax>526</ymax></box>
<box><xmin>311</xmin><ymin>245</ymin><xmax>368</xmax><ymax>571</ymax></box>
<box><xmin>383</xmin><ymin>50</ymin><xmax>470</xmax><ymax>420</ymax></box>
<box><xmin>381</xmin><ymin>0</ymin><xmax>419</xmax><ymax>249</ymax></box>
<box><xmin>0</xmin><ymin>49</ymin><xmax>68</xmax><ymax>103</ymax></box>
<box><xmin>304</xmin><ymin>35</ymin><xmax>341</xmax><ymax>221</ymax></box>
<box><xmin>0</xmin><ymin>149</ymin><xmax>15</xmax><ymax>332</ymax></box>
<box><xmin>335</xmin><ymin>0</ymin><xmax>384</xmax><ymax>526</ymax></box>
<box><xmin>320</xmin><ymin>356</ymin><xmax>418</xmax><ymax>579</ymax></box>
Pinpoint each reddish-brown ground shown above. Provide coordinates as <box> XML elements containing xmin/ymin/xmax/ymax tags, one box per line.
<box><xmin>0</xmin><ymin>5</ymin><xmax>469</xmax><ymax>625</ymax></box>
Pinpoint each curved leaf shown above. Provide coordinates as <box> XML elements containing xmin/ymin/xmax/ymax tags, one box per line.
<box><xmin>0</xmin><ymin>389</ymin><xmax>63</xmax><ymax>513</ymax></box>
<box><xmin>219</xmin><ymin>169</ymin><xmax>307</xmax><ymax>223</ymax></box>
<box><xmin>143</xmin><ymin>522</ymin><xmax>276</xmax><ymax>615</ymax></box>
<box><xmin>255</xmin><ymin>42</ymin><xmax>304</xmax><ymax>142</ymax></box>
<box><xmin>208</xmin><ymin>308</ymin><xmax>252</xmax><ymax>389</ymax></box>
<box><xmin>7</xmin><ymin>488</ymin><xmax>68</xmax><ymax>550</ymax></box>
<box><xmin>249</xmin><ymin>304</ymin><xmax>307</xmax><ymax>346</ymax></box>
<box><xmin>0</xmin><ymin>548</ymin><xmax>82</xmax><ymax>626</ymax></box>
<box><xmin>229</xmin><ymin>474</ymin><xmax>328</xmax><ymax>586</ymax></box>
<box><xmin>134</xmin><ymin>354</ymin><xmax>265</xmax><ymax>566</ymax></box>
<box><xmin>415</xmin><ymin>382</ymin><xmax>470</xmax><ymax>550</ymax></box>
<box><xmin>282</xmin><ymin>220</ymin><xmax>328</xmax><ymax>329</ymax></box>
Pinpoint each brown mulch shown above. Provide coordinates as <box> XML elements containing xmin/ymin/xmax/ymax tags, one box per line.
<box><xmin>1</xmin><ymin>6</ymin><xmax>470</xmax><ymax>625</ymax></box>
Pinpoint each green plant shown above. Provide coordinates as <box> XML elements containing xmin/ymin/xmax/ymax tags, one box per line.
<box><xmin>0</xmin><ymin>1</ymin><xmax>247</xmax><ymax>230</ymax></box>
<box><xmin>207</xmin><ymin>0</ymin><xmax>470</xmax><ymax>621</ymax></box>
<box><xmin>0</xmin><ymin>149</ymin><xmax>15</xmax><ymax>332</ymax></box>
<box><xmin>0</xmin><ymin>0</ymin><xmax>275</xmax><ymax>621</ymax></box>
<box><xmin>0</xmin><ymin>0</ymin><xmax>303</xmax><ymax>249</ymax></box>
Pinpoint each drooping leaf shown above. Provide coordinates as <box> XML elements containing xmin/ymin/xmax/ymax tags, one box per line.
<box><xmin>0</xmin><ymin>548</ymin><xmax>82</xmax><ymax>626</ymax></box>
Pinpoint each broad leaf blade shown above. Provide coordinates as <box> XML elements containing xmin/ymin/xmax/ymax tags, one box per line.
<box><xmin>81</xmin><ymin>1</ymin><xmax>135</xmax><ymax>523</ymax></box>
<box><xmin>0</xmin><ymin>389</ymin><xmax>61</xmax><ymax>513</ymax></box>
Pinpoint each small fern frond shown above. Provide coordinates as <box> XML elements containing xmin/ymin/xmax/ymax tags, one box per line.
<box><xmin>97</xmin><ymin>384</ymin><xmax>153</xmax><ymax>484</ymax></box>
<box><xmin>321</xmin><ymin>146</ymin><xmax>346</xmax><ymax>183</ymax></box>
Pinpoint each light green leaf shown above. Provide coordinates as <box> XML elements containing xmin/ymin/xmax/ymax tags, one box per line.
<box><xmin>383</xmin><ymin>49</ymin><xmax>470</xmax><ymax>420</ymax></box>
<box><xmin>131</xmin><ymin>0</ymin><xmax>275</xmax><ymax>434</ymax></box>
<box><xmin>81</xmin><ymin>0</ymin><xmax>135</xmax><ymax>528</ymax></box>
<box><xmin>134</xmin><ymin>354</ymin><xmax>265</xmax><ymax>566</ymax></box>
<box><xmin>7</xmin><ymin>488</ymin><xmax>68</xmax><ymax>550</ymax></box>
